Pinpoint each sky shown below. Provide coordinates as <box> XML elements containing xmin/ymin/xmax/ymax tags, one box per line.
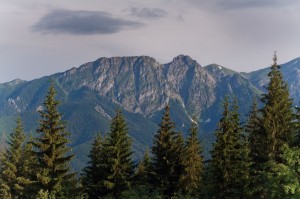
<box><xmin>1</xmin><ymin>0</ymin><xmax>300</xmax><ymax>83</ymax></box>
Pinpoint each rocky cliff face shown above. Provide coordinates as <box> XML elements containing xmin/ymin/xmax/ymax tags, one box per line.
<box><xmin>58</xmin><ymin>56</ymin><xmax>171</xmax><ymax>116</ymax></box>
<box><xmin>164</xmin><ymin>55</ymin><xmax>216</xmax><ymax>117</ymax></box>
<box><xmin>56</xmin><ymin>55</ymin><xmax>219</xmax><ymax>118</ymax></box>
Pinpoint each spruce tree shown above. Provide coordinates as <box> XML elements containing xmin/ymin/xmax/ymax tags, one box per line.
<box><xmin>23</xmin><ymin>135</ymin><xmax>38</xmax><ymax>199</ymax></box>
<box><xmin>174</xmin><ymin>132</ymin><xmax>186</xmax><ymax>193</ymax></box>
<box><xmin>103</xmin><ymin>109</ymin><xmax>133</xmax><ymax>199</ymax></box>
<box><xmin>134</xmin><ymin>148</ymin><xmax>152</xmax><ymax>186</ymax></box>
<box><xmin>82</xmin><ymin>134</ymin><xmax>109</xmax><ymax>198</ymax></box>
<box><xmin>209</xmin><ymin>97</ymin><xmax>250</xmax><ymax>199</ymax></box>
<box><xmin>246</xmin><ymin>98</ymin><xmax>262</xmax><ymax>163</ymax></box>
<box><xmin>0</xmin><ymin>117</ymin><xmax>32</xmax><ymax>199</ymax></box>
<box><xmin>261</xmin><ymin>53</ymin><xmax>294</xmax><ymax>161</ymax></box>
<box><xmin>257</xmin><ymin>54</ymin><xmax>296</xmax><ymax>198</ymax></box>
<box><xmin>31</xmin><ymin>81</ymin><xmax>74</xmax><ymax>197</ymax></box>
<box><xmin>294</xmin><ymin>105</ymin><xmax>300</xmax><ymax>146</ymax></box>
<box><xmin>179</xmin><ymin>121</ymin><xmax>204</xmax><ymax>195</ymax></box>
<box><xmin>151</xmin><ymin>104</ymin><xmax>183</xmax><ymax>197</ymax></box>
<box><xmin>245</xmin><ymin>98</ymin><xmax>262</xmax><ymax>197</ymax></box>
<box><xmin>231</xmin><ymin>98</ymin><xmax>251</xmax><ymax>198</ymax></box>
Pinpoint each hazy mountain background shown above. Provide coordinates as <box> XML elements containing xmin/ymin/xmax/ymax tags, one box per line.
<box><xmin>1</xmin><ymin>55</ymin><xmax>300</xmax><ymax>170</ymax></box>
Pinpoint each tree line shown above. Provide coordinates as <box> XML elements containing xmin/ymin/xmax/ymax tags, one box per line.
<box><xmin>1</xmin><ymin>54</ymin><xmax>300</xmax><ymax>198</ymax></box>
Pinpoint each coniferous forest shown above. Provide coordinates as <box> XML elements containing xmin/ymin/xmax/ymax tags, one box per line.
<box><xmin>2</xmin><ymin>54</ymin><xmax>300</xmax><ymax>198</ymax></box>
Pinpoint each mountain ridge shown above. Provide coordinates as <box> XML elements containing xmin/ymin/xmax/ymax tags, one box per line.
<box><xmin>1</xmin><ymin>54</ymin><xmax>300</xmax><ymax>170</ymax></box>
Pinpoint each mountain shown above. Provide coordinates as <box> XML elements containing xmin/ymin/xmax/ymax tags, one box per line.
<box><xmin>0</xmin><ymin>55</ymin><xmax>298</xmax><ymax>170</ymax></box>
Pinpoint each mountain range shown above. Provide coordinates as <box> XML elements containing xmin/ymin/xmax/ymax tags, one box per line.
<box><xmin>1</xmin><ymin>55</ymin><xmax>300</xmax><ymax>170</ymax></box>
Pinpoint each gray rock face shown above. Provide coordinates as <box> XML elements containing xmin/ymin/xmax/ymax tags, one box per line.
<box><xmin>59</xmin><ymin>56</ymin><xmax>171</xmax><ymax>115</ymax></box>
<box><xmin>57</xmin><ymin>55</ymin><xmax>220</xmax><ymax>118</ymax></box>
<box><xmin>164</xmin><ymin>55</ymin><xmax>216</xmax><ymax>116</ymax></box>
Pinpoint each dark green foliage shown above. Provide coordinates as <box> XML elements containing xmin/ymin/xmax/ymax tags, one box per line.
<box><xmin>119</xmin><ymin>185</ymin><xmax>161</xmax><ymax>199</ymax></box>
<box><xmin>103</xmin><ymin>109</ymin><xmax>134</xmax><ymax>199</ymax></box>
<box><xmin>174</xmin><ymin>132</ymin><xmax>185</xmax><ymax>191</ymax></box>
<box><xmin>246</xmin><ymin>98</ymin><xmax>265</xmax><ymax>197</ymax></box>
<box><xmin>31</xmin><ymin>81</ymin><xmax>74</xmax><ymax>197</ymax></box>
<box><xmin>294</xmin><ymin>104</ymin><xmax>300</xmax><ymax>146</ymax></box>
<box><xmin>22</xmin><ymin>135</ymin><xmax>38</xmax><ymax>199</ymax></box>
<box><xmin>151</xmin><ymin>104</ymin><xmax>184</xmax><ymax>197</ymax></box>
<box><xmin>253</xmin><ymin>54</ymin><xmax>297</xmax><ymax>198</ymax></box>
<box><xmin>209</xmin><ymin>97</ymin><xmax>250</xmax><ymax>199</ymax></box>
<box><xmin>133</xmin><ymin>148</ymin><xmax>152</xmax><ymax>186</ymax></box>
<box><xmin>0</xmin><ymin>117</ymin><xmax>32</xmax><ymax>199</ymax></box>
<box><xmin>247</xmin><ymin>98</ymin><xmax>263</xmax><ymax>163</ymax></box>
<box><xmin>82</xmin><ymin>134</ymin><xmax>109</xmax><ymax>198</ymax></box>
<box><xmin>179</xmin><ymin>121</ymin><xmax>204</xmax><ymax>195</ymax></box>
<box><xmin>261</xmin><ymin>54</ymin><xmax>294</xmax><ymax>161</ymax></box>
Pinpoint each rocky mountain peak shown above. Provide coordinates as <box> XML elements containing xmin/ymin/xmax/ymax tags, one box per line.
<box><xmin>8</xmin><ymin>78</ymin><xmax>26</xmax><ymax>85</ymax></box>
<box><xmin>204</xmin><ymin>64</ymin><xmax>240</xmax><ymax>80</ymax></box>
<box><xmin>171</xmin><ymin>55</ymin><xmax>199</xmax><ymax>67</ymax></box>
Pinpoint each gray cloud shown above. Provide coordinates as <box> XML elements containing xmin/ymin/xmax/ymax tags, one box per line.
<box><xmin>32</xmin><ymin>9</ymin><xmax>144</xmax><ymax>35</ymax></box>
<box><xmin>219</xmin><ymin>0</ymin><xmax>299</xmax><ymax>9</ymax></box>
<box><xmin>130</xmin><ymin>7</ymin><xmax>167</xmax><ymax>18</ymax></box>
<box><xmin>187</xmin><ymin>0</ymin><xmax>299</xmax><ymax>10</ymax></box>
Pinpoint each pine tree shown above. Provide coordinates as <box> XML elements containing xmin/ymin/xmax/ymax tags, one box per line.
<box><xmin>245</xmin><ymin>98</ymin><xmax>264</xmax><ymax>197</ymax></box>
<box><xmin>179</xmin><ymin>120</ymin><xmax>204</xmax><ymax>195</ymax></box>
<box><xmin>261</xmin><ymin>53</ymin><xmax>294</xmax><ymax>161</ymax></box>
<box><xmin>257</xmin><ymin>54</ymin><xmax>296</xmax><ymax>198</ymax></box>
<box><xmin>247</xmin><ymin>98</ymin><xmax>263</xmax><ymax>163</ymax></box>
<box><xmin>103</xmin><ymin>109</ymin><xmax>133</xmax><ymax>199</ymax></box>
<box><xmin>0</xmin><ymin>117</ymin><xmax>32</xmax><ymax>199</ymax></box>
<box><xmin>174</xmin><ymin>132</ymin><xmax>186</xmax><ymax>193</ymax></box>
<box><xmin>82</xmin><ymin>134</ymin><xmax>109</xmax><ymax>198</ymax></box>
<box><xmin>31</xmin><ymin>81</ymin><xmax>74</xmax><ymax>197</ymax></box>
<box><xmin>231</xmin><ymin>98</ymin><xmax>251</xmax><ymax>198</ymax></box>
<box><xmin>151</xmin><ymin>104</ymin><xmax>183</xmax><ymax>197</ymax></box>
<box><xmin>294</xmin><ymin>105</ymin><xmax>300</xmax><ymax>146</ymax></box>
<box><xmin>209</xmin><ymin>97</ymin><xmax>250</xmax><ymax>199</ymax></box>
<box><xmin>23</xmin><ymin>135</ymin><xmax>38</xmax><ymax>199</ymax></box>
<box><xmin>134</xmin><ymin>148</ymin><xmax>152</xmax><ymax>186</ymax></box>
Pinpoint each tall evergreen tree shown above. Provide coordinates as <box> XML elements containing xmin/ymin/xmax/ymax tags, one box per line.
<box><xmin>134</xmin><ymin>148</ymin><xmax>152</xmax><ymax>186</ymax></box>
<box><xmin>103</xmin><ymin>109</ymin><xmax>133</xmax><ymax>199</ymax></box>
<box><xmin>151</xmin><ymin>104</ymin><xmax>183</xmax><ymax>197</ymax></box>
<box><xmin>257</xmin><ymin>54</ymin><xmax>296</xmax><ymax>198</ymax></box>
<box><xmin>261</xmin><ymin>53</ymin><xmax>294</xmax><ymax>161</ymax></box>
<box><xmin>23</xmin><ymin>135</ymin><xmax>38</xmax><ymax>199</ymax></box>
<box><xmin>246</xmin><ymin>98</ymin><xmax>265</xmax><ymax>197</ymax></box>
<box><xmin>294</xmin><ymin>104</ymin><xmax>300</xmax><ymax>146</ymax></box>
<box><xmin>31</xmin><ymin>81</ymin><xmax>74</xmax><ymax>197</ymax></box>
<box><xmin>179</xmin><ymin>120</ymin><xmax>204</xmax><ymax>195</ymax></box>
<box><xmin>231</xmin><ymin>98</ymin><xmax>251</xmax><ymax>198</ymax></box>
<box><xmin>82</xmin><ymin>134</ymin><xmax>108</xmax><ymax>198</ymax></box>
<box><xmin>209</xmin><ymin>97</ymin><xmax>250</xmax><ymax>199</ymax></box>
<box><xmin>174</xmin><ymin>132</ymin><xmax>185</xmax><ymax>193</ymax></box>
<box><xmin>247</xmin><ymin>98</ymin><xmax>262</xmax><ymax>163</ymax></box>
<box><xmin>0</xmin><ymin>117</ymin><xmax>32</xmax><ymax>199</ymax></box>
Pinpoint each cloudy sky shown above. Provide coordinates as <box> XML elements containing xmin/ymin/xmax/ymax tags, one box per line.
<box><xmin>1</xmin><ymin>0</ymin><xmax>300</xmax><ymax>83</ymax></box>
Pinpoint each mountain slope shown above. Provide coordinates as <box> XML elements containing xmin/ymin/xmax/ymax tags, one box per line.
<box><xmin>1</xmin><ymin>55</ymin><xmax>297</xmax><ymax>170</ymax></box>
